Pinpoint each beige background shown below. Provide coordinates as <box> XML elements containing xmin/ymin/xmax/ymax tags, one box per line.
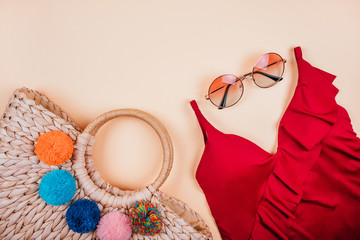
<box><xmin>1</xmin><ymin>1</ymin><xmax>360</xmax><ymax>239</ymax></box>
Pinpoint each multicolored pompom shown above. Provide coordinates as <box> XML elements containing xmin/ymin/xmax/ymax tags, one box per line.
<box><xmin>129</xmin><ymin>201</ymin><xmax>162</xmax><ymax>236</ymax></box>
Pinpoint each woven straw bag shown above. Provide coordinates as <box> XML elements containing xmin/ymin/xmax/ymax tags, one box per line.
<box><xmin>0</xmin><ymin>88</ymin><xmax>212</xmax><ymax>240</ymax></box>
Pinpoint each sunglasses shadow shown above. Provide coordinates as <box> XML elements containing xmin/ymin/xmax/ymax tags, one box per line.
<box><xmin>197</xmin><ymin>73</ymin><xmax>216</xmax><ymax>99</ymax></box>
<box><xmin>237</xmin><ymin>52</ymin><xmax>263</xmax><ymax>75</ymax></box>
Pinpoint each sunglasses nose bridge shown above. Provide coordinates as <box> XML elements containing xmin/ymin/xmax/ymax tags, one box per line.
<box><xmin>243</xmin><ymin>73</ymin><xmax>253</xmax><ymax>82</ymax></box>
<box><xmin>242</xmin><ymin>72</ymin><xmax>253</xmax><ymax>81</ymax></box>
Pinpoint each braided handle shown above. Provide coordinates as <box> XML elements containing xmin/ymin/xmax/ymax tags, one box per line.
<box><xmin>84</xmin><ymin>109</ymin><xmax>173</xmax><ymax>190</ymax></box>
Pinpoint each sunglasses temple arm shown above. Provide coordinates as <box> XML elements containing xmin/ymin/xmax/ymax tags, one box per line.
<box><xmin>208</xmin><ymin>74</ymin><xmax>249</xmax><ymax>95</ymax></box>
<box><xmin>218</xmin><ymin>84</ymin><xmax>231</xmax><ymax>109</ymax></box>
<box><xmin>252</xmin><ymin>71</ymin><xmax>283</xmax><ymax>81</ymax></box>
<box><xmin>265</xmin><ymin>59</ymin><xmax>286</xmax><ymax>68</ymax></box>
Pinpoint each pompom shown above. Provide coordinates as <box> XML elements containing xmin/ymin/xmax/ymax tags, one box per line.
<box><xmin>35</xmin><ymin>130</ymin><xmax>74</xmax><ymax>165</ymax></box>
<box><xmin>66</xmin><ymin>199</ymin><xmax>101</xmax><ymax>233</ymax></box>
<box><xmin>129</xmin><ymin>201</ymin><xmax>162</xmax><ymax>236</ymax></box>
<box><xmin>39</xmin><ymin>169</ymin><xmax>76</xmax><ymax>206</ymax></box>
<box><xmin>96</xmin><ymin>211</ymin><xmax>132</xmax><ymax>240</ymax></box>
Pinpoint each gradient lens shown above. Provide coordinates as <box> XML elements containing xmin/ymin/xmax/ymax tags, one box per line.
<box><xmin>208</xmin><ymin>74</ymin><xmax>244</xmax><ymax>109</ymax></box>
<box><xmin>252</xmin><ymin>53</ymin><xmax>285</xmax><ymax>88</ymax></box>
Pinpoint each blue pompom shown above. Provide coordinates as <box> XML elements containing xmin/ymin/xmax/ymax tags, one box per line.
<box><xmin>66</xmin><ymin>199</ymin><xmax>101</xmax><ymax>233</ymax></box>
<box><xmin>39</xmin><ymin>169</ymin><xmax>76</xmax><ymax>206</ymax></box>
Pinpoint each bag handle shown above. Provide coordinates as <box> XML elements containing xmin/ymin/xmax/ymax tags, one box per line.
<box><xmin>84</xmin><ymin>109</ymin><xmax>173</xmax><ymax>190</ymax></box>
<box><xmin>73</xmin><ymin>109</ymin><xmax>173</xmax><ymax>207</ymax></box>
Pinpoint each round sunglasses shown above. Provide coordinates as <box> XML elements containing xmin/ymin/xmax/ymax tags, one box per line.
<box><xmin>205</xmin><ymin>53</ymin><xmax>287</xmax><ymax>109</ymax></box>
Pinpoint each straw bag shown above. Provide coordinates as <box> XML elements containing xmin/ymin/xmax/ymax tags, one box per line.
<box><xmin>0</xmin><ymin>88</ymin><xmax>212</xmax><ymax>240</ymax></box>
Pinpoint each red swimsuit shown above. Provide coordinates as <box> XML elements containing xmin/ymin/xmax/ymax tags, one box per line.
<box><xmin>191</xmin><ymin>47</ymin><xmax>360</xmax><ymax>239</ymax></box>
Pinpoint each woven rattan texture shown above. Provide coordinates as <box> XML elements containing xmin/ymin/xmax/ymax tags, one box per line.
<box><xmin>0</xmin><ymin>88</ymin><xmax>212</xmax><ymax>240</ymax></box>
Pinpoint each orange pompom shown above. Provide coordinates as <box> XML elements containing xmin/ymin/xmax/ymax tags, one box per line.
<box><xmin>35</xmin><ymin>131</ymin><xmax>74</xmax><ymax>165</ymax></box>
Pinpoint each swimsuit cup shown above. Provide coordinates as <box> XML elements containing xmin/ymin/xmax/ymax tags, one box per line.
<box><xmin>191</xmin><ymin>47</ymin><xmax>360</xmax><ymax>240</ymax></box>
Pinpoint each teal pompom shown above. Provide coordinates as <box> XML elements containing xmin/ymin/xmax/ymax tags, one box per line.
<box><xmin>39</xmin><ymin>169</ymin><xmax>76</xmax><ymax>206</ymax></box>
